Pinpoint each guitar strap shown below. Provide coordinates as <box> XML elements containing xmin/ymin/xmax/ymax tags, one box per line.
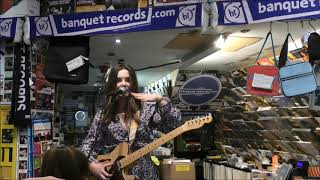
<box><xmin>128</xmin><ymin>120</ymin><xmax>138</xmax><ymax>145</ymax></box>
<box><xmin>128</xmin><ymin>110</ymin><xmax>140</xmax><ymax>148</ymax></box>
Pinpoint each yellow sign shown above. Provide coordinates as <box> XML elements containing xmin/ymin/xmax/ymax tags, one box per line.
<box><xmin>176</xmin><ymin>165</ymin><xmax>190</xmax><ymax>172</ymax></box>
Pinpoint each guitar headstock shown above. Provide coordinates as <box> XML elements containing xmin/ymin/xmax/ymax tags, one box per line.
<box><xmin>181</xmin><ymin>113</ymin><xmax>213</xmax><ymax>131</ymax></box>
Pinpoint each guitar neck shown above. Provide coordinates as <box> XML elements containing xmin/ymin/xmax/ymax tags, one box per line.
<box><xmin>119</xmin><ymin>126</ymin><xmax>184</xmax><ymax>168</ymax></box>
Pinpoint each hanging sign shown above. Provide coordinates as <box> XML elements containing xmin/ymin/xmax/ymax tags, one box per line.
<box><xmin>27</xmin><ymin>3</ymin><xmax>202</xmax><ymax>38</ymax></box>
<box><xmin>216</xmin><ymin>0</ymin><xmax>320</xmax><ymax>25</ymax></box>
<box><xmin>0</xmin><ymin>17</ymin><xmax>18</xmax><ymax>40</ymax></box>
<box><xmin>179</xmin><ymin>75</ymin><xmax>221</xmax><ymax>106</ymax></box>
<box><xmin>10</xmin><ymin>44</ymin><xmax>31</xmax><ymax>127</ymax></box>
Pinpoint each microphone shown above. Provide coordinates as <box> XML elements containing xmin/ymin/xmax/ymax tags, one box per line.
<box><xmin>107</xmin><ymin>87</ymin><xmax>128</xmax><ymax>96</ymax></box>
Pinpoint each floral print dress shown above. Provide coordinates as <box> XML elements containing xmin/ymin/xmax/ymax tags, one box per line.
<box><xmin>80</xmin><ymin>102</ymin><xmax>181</xmax><ymax>180</ymax></box>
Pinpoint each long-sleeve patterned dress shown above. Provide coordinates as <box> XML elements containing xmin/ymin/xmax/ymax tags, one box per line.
<box><xmin>80</xmin><ymin>101</ymin><xmax>181</xmax><ymax>180</ymax></box>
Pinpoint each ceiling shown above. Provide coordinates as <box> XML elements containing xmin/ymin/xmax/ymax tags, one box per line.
<box><xmin>71</xmin><ymin>19</ymin><xmax>320</xmax><ymax>91</ymax></box>
<box><xmin>88</xmin><ymin>27</ymin><xmax>216</xmax><ymax>87</ymax></box>
<box><xmin>187</xmin><ymin>20</ymin><xmax>320</xmax><ymax>71</ymax></box>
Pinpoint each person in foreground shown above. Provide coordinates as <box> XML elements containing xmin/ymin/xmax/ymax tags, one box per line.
<box><xmin>80</xmin><ymin>64</ymin><xmax>181</xmax><ymax>180</ymax></box>
<box><xmin>26</xmin><ymin>146</ymin><xmax>89</xmax><ymax>180</ymax></box>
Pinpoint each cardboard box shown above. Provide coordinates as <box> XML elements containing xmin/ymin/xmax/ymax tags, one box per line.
<box><xmin>160</xmin><ymin>160</ymin><xmax>196</xmax><ymax>180</ymax></box>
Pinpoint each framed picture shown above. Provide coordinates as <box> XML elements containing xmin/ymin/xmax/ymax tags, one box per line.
<box><xmin>41</xmin><ymin>141</ymin><xmax>48</xmax><ymax>153</ymax></box>
<box><xmin>2</xmin><ymin>129</ymin><xmax>13</xmax><ymax>143</ymax></box>
<box><xmin>20</xmin><ymin>135</ymin><xmax>27</xmax><ymax>144</ymax></box>
<box><xmin>4</xmin><ymin>57</ymin><xmax>13</xmax><ymax>70</ymax></box>
<box><xmin>4</xmin><ymin>93</ymin><xmax>12</xmax><ymax>102</ymax></box>
<box><xmin>19</xmin><ymin>160</ymin><xmax>27</xmax><ymax>169</ymax></box>
<box><xmin>19</xmin><ymin>148</ymin><xmax>28</xmax><ymax>159</ymax></box>
<box><xmin>4</xmin><ymin>80</ymin><xmax>12</xmax><ymax>90</ymax></box>
<box><xmin>18</xmin><ymin>173</ymin><xmax>27</xmax><ymax>180</ymax></box>
<box><xmin>34</xmin><ymin>156</ymin><xmax>42</xmax><ymax>169</ymax></box>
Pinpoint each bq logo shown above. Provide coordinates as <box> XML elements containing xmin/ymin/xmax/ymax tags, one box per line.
<box><xmin>0</xmin><ymin>19</ymin><xmax>12</xmax><ymax>37</ymax></box>
<box><xmin>223</xmin><ymin>2</ymin><xmax>246</xmax><ymax>24</ymax></box>
<box><xmin>35</xmin><ymin>17</ymin><xmax>52</xmax><ymax>36</ymax></box>
<box><xmin>176</xmin><ymin>5</ymin><xmax>196</xmax><ymax>27</ymax></box>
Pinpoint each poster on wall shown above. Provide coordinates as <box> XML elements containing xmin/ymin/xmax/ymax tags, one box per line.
<box><xmin>33</xmin><ymin>119</ymin><xmax>52</xmax><ymax>140</ymax></box>
<box><xmin>32</xmin><ymin>119</ymin><xmax>52</xmax><ymax>177</ymax></box>
<box><xmin>35</xmin><ymin>78</ymin><xmax>54</xmax><ymax>110</ymax></box>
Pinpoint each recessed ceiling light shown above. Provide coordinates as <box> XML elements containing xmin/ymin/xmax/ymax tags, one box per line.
<box><xmin>115</xmin><ymin>38</ymin><xmax>121</xmax><ymax>44</ymax></box>
<box><xmin>240</xmin><ymin>29</ymin><xmax>250</xmax><ymax>33</ymax></box>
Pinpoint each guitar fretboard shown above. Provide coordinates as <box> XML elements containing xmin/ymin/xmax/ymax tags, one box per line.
<box><xmin>119</xmin><ymin>126</ymin><xmax>184</xmax><ymax>168</ymax></box>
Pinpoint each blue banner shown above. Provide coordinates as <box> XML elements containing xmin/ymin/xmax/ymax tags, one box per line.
<box><xmin>28</xmin><ymin>3</ymin><xmax>202</xmax><ymax>38</ymax></box>
<box><xmin>0</xmin><ymin>17</ymin><xmax>18</xmax><ymax>40</ymax></box>
<box><xmin>216</xmin><ymin>0</ymin><xmax>320</xmax><ymax>25</ymax></box>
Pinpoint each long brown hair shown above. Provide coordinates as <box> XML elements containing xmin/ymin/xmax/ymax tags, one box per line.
<box><xmin>40</xmin><ymin>146</ymin><xmax>89</xmax><ymax>180</ymax></box>
<box><xmin>102</xmin><ymin>64</ymin><xmax>141</xmax><ymax>124</ymax></box>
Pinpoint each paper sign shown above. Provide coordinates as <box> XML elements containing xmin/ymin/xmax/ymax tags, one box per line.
<box><xmin>65</xmin><ymin>55</ymin><xmax>88</xmax><ymax>72</ymax></box>
<box><xmin>252</xmin><ymin>73</ymin><xmax>274</xmax><ymax>90</ymax></box>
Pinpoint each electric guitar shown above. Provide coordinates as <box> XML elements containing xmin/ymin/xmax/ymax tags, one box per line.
<box><xmin>96</xmin><ymin>114</ymin><xmax>213</xmax><ymax>180</ymax></box>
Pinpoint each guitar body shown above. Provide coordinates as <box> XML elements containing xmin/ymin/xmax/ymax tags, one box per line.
<box><xmin>97</xmin><ymin>142</ymin><xmax>137</xmax><ymax>180</ymax></box>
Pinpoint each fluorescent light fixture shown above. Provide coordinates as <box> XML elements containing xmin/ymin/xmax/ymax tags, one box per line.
<box><xmin>215</xmin><ymin>35</ymin><xmax>226</xmax><ymax>49</ymax></box>
<box><xmin>115</xmin><ymin>38</ymin><xmax>121</xmax><ymax>44</ymax></box>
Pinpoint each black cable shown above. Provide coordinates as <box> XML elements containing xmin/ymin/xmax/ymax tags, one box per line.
<box><xmin>135</xmin><ymin>60</ymin><xmax>181</xmax><ymax>71</ymax></box>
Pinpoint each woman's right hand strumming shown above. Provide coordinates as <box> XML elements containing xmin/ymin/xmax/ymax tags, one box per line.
<box><xmin>89</xmin><ymin>161</ymin><xmax>113</xmax><ymax>180</ymax></box>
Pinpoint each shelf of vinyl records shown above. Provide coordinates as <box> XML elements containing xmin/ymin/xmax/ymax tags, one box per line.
<box><xmin>142</xmin><ymin>60</ymin><xmax>320</xmax><ymax>161</ymax></box>
<box><xmin>144</xmin><ymin>70</ymin><xmax>178</xmax><ymax>96</ymax></box>
<box><xmin>214</xmin><ymin>67</ymin><xmax>320</xmax><ymax>165</ymax></box>
<box><xmin>203</xmin><ymin>155</ymin><xmax>294</xmax><ymax>180</ymax></box>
